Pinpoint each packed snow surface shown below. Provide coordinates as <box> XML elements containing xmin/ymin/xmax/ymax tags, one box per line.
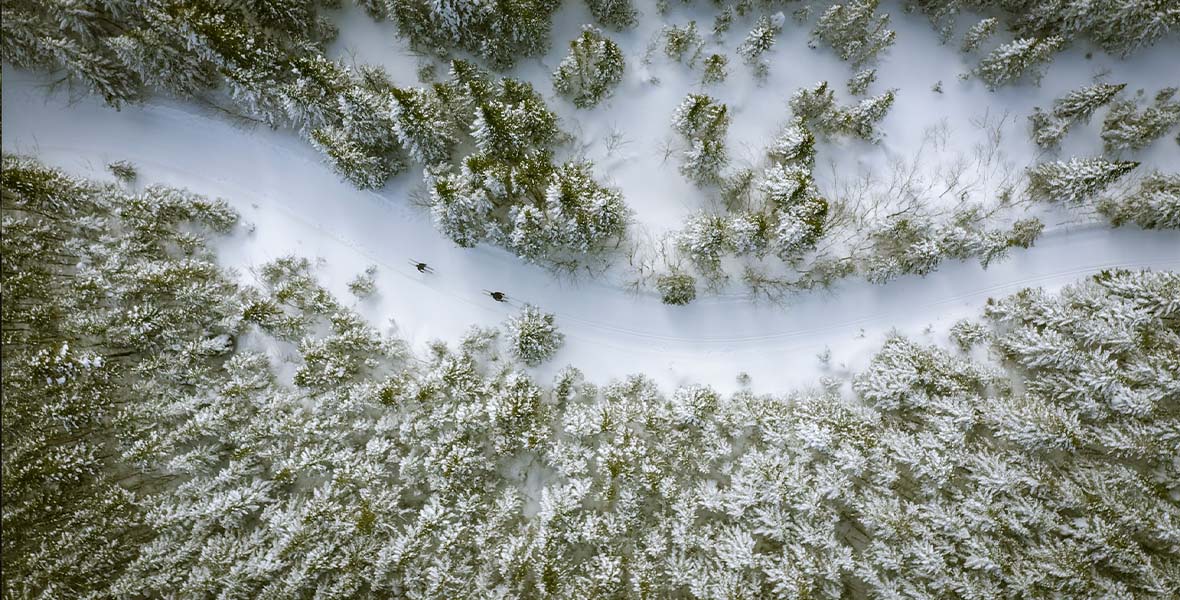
<box><xmin>6</xmin><ymin>68</ymin><xmax>1177</xmax><ymax>393</ymax></box>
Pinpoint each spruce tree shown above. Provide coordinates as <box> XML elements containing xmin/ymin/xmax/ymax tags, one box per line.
<box><xmin>1028</xmin><ymin>157</ymin><xmax>1139</xmax><ymax>204</ymax></box>
<box><xmin>1030</xmin><ymin>82</ymin><xmax>1125</xmax><ymax>148</ymax></box>
<box><xmin>504</xmin><ymin>305</ymin><xmax>565</xmax><ymax>366</ymax></box>
<box><xmin>585</xmin><ymin>0</ymin><xmax>637</xmax><ymax>30</ymax></box>
<box><xmin>975</xmin><ymin>36</ymin><xmax>1065</xmax><ymax>89</ymax></box>
<box><xmin>671</xmin><ymin>94</ymin><xmax>731</xmax><ymax>185</ymax></box>
<box><xmin>1101</xmin><ymin>88</ymin><xmax>1180</xmax><ymax>152</ymax></box>
<box><xmin>811</xmin><ymin>0</ymin><xmax>896</xmax><ymax>66</ymax></box>
<box><xmin>553</xmin><ymin>26</ymin><xmax>626</xmax><ymax>109</ymax></box>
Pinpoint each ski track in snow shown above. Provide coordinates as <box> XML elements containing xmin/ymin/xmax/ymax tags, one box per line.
<box><xmin>4</xmin><ymin>59</ymin><xmax>1179</xmax><ymax>393</ymax></box>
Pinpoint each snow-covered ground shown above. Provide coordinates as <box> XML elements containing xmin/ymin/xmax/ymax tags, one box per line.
<box><xmin>5</xmin><ymin>66</ymin><xmax>1177</xmax><ymax>394</ymax></box>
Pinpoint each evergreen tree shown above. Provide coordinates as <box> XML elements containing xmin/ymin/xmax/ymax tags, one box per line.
<box><xmin>790</xmin><ymin>82</ymin><xmax>895</xmax><ymax>141</ymax></box>
<box><xmin>975</xmin><ymin>36</ymin><xmax>1065</xmax><ymax>89</ymax></box>
<box><xmin>387</xmin><ymin>0</ymin><xmax>562</xmax><ymax>69</ymax></box>
<box><xmin>390</xmin><ymin>86</ymin><xmax>456</xmax><ymax>165</ymax></box>
<box><xmin>504</xmin><ymin>305</ymin><xmax>565</xmax><ymax>366</ymax></box>
<box><xmin>585</xmin><ymin>0</ymin><xmax>637</xmax><ymax>30</ymax></box>
<box><xmin>662</xmin><ymin>21</ymin><xmax>702</xmax><ymax>63</ymax></box>
<box><xmin>1029</xmin><ymin>82</ymin><xmax>1125</xmax><ymax>148</ymax></box>
<box><xmin>657</xmin><ymin>271</ymin><xmax>698</xmax><ymax>305</ymax></box>
<box><xmin>701</xmin><ymin>53</ymin><xmax>728</xmax><ymax>85</ymax></box>
<box><xmin>737</xmin><ymin>12</ymin><xmax>785</xmax><ymax>67</ymax></box>
<box><xmin>811</xmin><ymin>0</ymin><xmax>896</xmax><ymax>66</ymax></box>
<box><xmin>1101</xmin><ymin>87</ymin><xmax>1180</xmax><ymax>152</ymax></box>
<box><xmin>960</xmin><ymin>17</ymin><xmax>998</xmax><ymax>53</ymax></box>
<box><xmin>678</xmin><ymin>212</ymin><xmax>735</xmax><ymax>275</ymax></box>
<box><xmin>1028</xmin><ymin>157</ymin><xmax>1139</xmax><ymax>204</ymax></box>
<box><xmin>553</xmin><ymin>25</ymin><xmax>626</xmax><ymax>109</ymax></box>
<box><xmin>1098</xmin><ymin>171</ymin><xmax>1180</xmax><ymax>229</ymax></box>
<box><xmin>847</xmin><ymin>67</ymin><xmax>877</xmax><ymax>95</ymax></box>
<box><xmin>671</xmin><ymin>94</ymin><xmax>731</xmax><ymax>185</ymax></box>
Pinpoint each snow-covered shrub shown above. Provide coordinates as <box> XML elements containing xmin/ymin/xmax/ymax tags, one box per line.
<box><xmin>662</xmin><ymin>21</ymin><xmax>702</xmax><ymax>63</ymax></box>
<box><xmin>585</xmin><ymin>0</ymin><xmax>637</xmax><ymax>30</ymax></box>
<box><xmin>1101</xmin><ymin>88</ymin><xmax>1180</xmax><ymax>152</ymax></box>
<box><xmin>847</xmin><ymin>67</ymin><xmax>876</xmax><ymax>95</ymax></box>
<box><xmin>553</xmin><ymin>26</ymin><xmax>625</xmax><ymax>109</ymax></box>
<box><xmin>1027</xmin><ymin>157</ymin><xmax>1139</xmax><ymax>204</ymax></box>
<box><xmin>811</xmin><ymin>0</ymin><xmax>896</xmax><ymax>66</ymax></box>
<box><xmin>841</xmin><ymin>89</ymin><xmax>896</xmax><ymax>141</ymax></box>
<box><xmin>107</xmin><ymin>160</ymin><xmax>137</xmax><ymax>182</ymax></box>
<box><xmin>1098</xmin><ymin>171</ymin><xmax>1180</xmax><ymax>229</ymax></box>
<box><xmin>975</xmin><ymin>36</ymin><xmax>1065</xmax><ymax>89</ymax></box>
<box><xmin>657</xmin><ymin>271</ymin><xmax>697</xmax><ymax>305</ymax></box>
<box><xmin>504</xmin><ymin>304</ymin><xmax>565</xmax><ymax>366</ymax></box>
<box><xmin>737</xmin><ymin>12</ymin><xmax>785</xmax><ymax>65</ymax></box>
<box><xmin>702</xmin><ymin>53</ymin><xmax>728</xmax><ymax>84</ymax></box>
<box><xmin>348</xmin><ymin>265</ymin><xmax>378</xmax><ymax>298</ymax></box>
<box><xmin>949</xmin><ymin>318</ymin><xmax>989</xmax><ymax>351</ymax></box>
<box><xmin>678</xmin><ymin>212</ymin><xmax>735</xmax><ymax>274</ymax></box>
<box><xmin>671</xmin><ymin>93</ymin><xmax>731</xmax><ymax>185</ymax></box>
<box><xmin>390</xmin><ymin>86</ymin><xmax>456</xmax><ymax>165</ymax></box>
<box><xmin>1029</xmin><ymin>82</ymin><xmax>1125</xmax><ymax>148</ymax></box>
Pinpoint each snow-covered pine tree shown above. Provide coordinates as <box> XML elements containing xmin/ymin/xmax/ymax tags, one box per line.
<box><xmin>310</xmin><ymin>126</ymin><xmax>403</xmax><ymax>190</ymax></box>
<box><xmin>702</xmin><ymin>53</ymin><xmax>729</xmax><ymax>84</ymax></box>
<box><xmin>387</xmin><ymin>0</ymin><xmax>561</xmax><ymax>69</ymax></box>
<box><xmin>1029</xmin><ymin>82</ymin><xmax>1125</xmax><ymax>148</ymax></box>
<box><xmin>767</xmin><ymin>117</ymin><xmax>817</xmax><ymax>169</ymax></box>
<box><xmin>1098</xmin><ymin>171</ymin><xmax>1180</xmax><ymax>229</ymax></box>
<box><xmin>504</xmin><ymin>305</ymin><xmax>565</xmax><ymax>366</ymax></box>
<box><xmin>390</xmin><ymin>86</ymin><xmax>456</xmax><ymax>164</ymax></box>
<box><xmin>427</xmin><ymin>165</ymin><xmax>496</xmax><ymax>247</ymax></box>
<box><xmin>671</xmin><ymin>94</ymin><xmax>731</xmax><ymax>185</ymax></box>
<box><xmin>737</xmin><ymin>12</ymin><xmax>785</xmax><ymax>66</ymax></box>
<box><xmin>790</xmin><ymin>82</ymin><xmax>895</xmax><ymax>141</ymax></box>
<box><xmin>657</xmin><ymin>271</ymin><xmax>698</xmax><ymax>305</ymax></box>
<box><xmin>472</xmin><ymin>79</ymin><xmax>560</xmax><ymax>162</ymax></box>
<box><xmin>811</xmin><ymin>0</ymin><xmax>896</xmax><ymax>66</ymax></box>
<box><xmin>1027</xmin><ymin>157</ymin><xmax>1139</xmax><ymax>204</ymax></box>
<box><xmin>975</xmin><ymin>36</ymin><xmax>1065</xmax><ymax>89</ymax></box>
<box><xmin>585</xmin><ymin>0</ymin><xmax>637</xmax><ymax>30</ymax></box>
<box><xmin>553</xmin><ymin>25</ymin><xmax>626</xmax><ymax>109</ymax></box>
<box><xmin>507</xmin><ymin>161</ymin><xmax>629</xmax><ymax>261</ymax></box>
<box><xmin>847</xmin><ymin>67</ymin><xmax>877</xmax><ymax>95</ymax></box>
<box><xmin>841</xmin><ymin>89</ymin><xmax>897</xmax><ymax>141</ymax></box>
<box><xmin>678</xmin><ymin>212</ymin><xmax>735</xmax><ymax>275</ymax></box>
<box><xmin>960</xmin><ymin>17</ymin><xmax>998</xmax><ymax>53</ymax></box>
<box><xmin>662</xmin><ymin>21</ymin><xmax>703</xmax><ymax>63</ymax></box>
<box><xmin>1101</xmin><ymin>87</ymin><xmax>1180</xmax><ymax>152</ymax></box>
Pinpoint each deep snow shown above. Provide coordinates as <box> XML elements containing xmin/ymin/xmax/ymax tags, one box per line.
<box><xmin>5</xmin><ymin>66</ymin><xmax>1178</xmax><ymax>394</ymax></box>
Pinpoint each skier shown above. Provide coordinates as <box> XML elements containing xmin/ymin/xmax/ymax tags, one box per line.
<box><xmin>409</xmin><ymin>260</ymin><xmax>433</xmax><ymax>274</ymax></box>
<box><xmin>484</xmin><ymin>290</ymin><xmax>508</xmax><ymax>303</ymax></box>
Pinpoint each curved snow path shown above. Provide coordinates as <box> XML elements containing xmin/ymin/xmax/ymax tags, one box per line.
<box><xmin>4</xmin><ymin>69</ymin><xmax>1179</xmax><ymax>393</ymax></box>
